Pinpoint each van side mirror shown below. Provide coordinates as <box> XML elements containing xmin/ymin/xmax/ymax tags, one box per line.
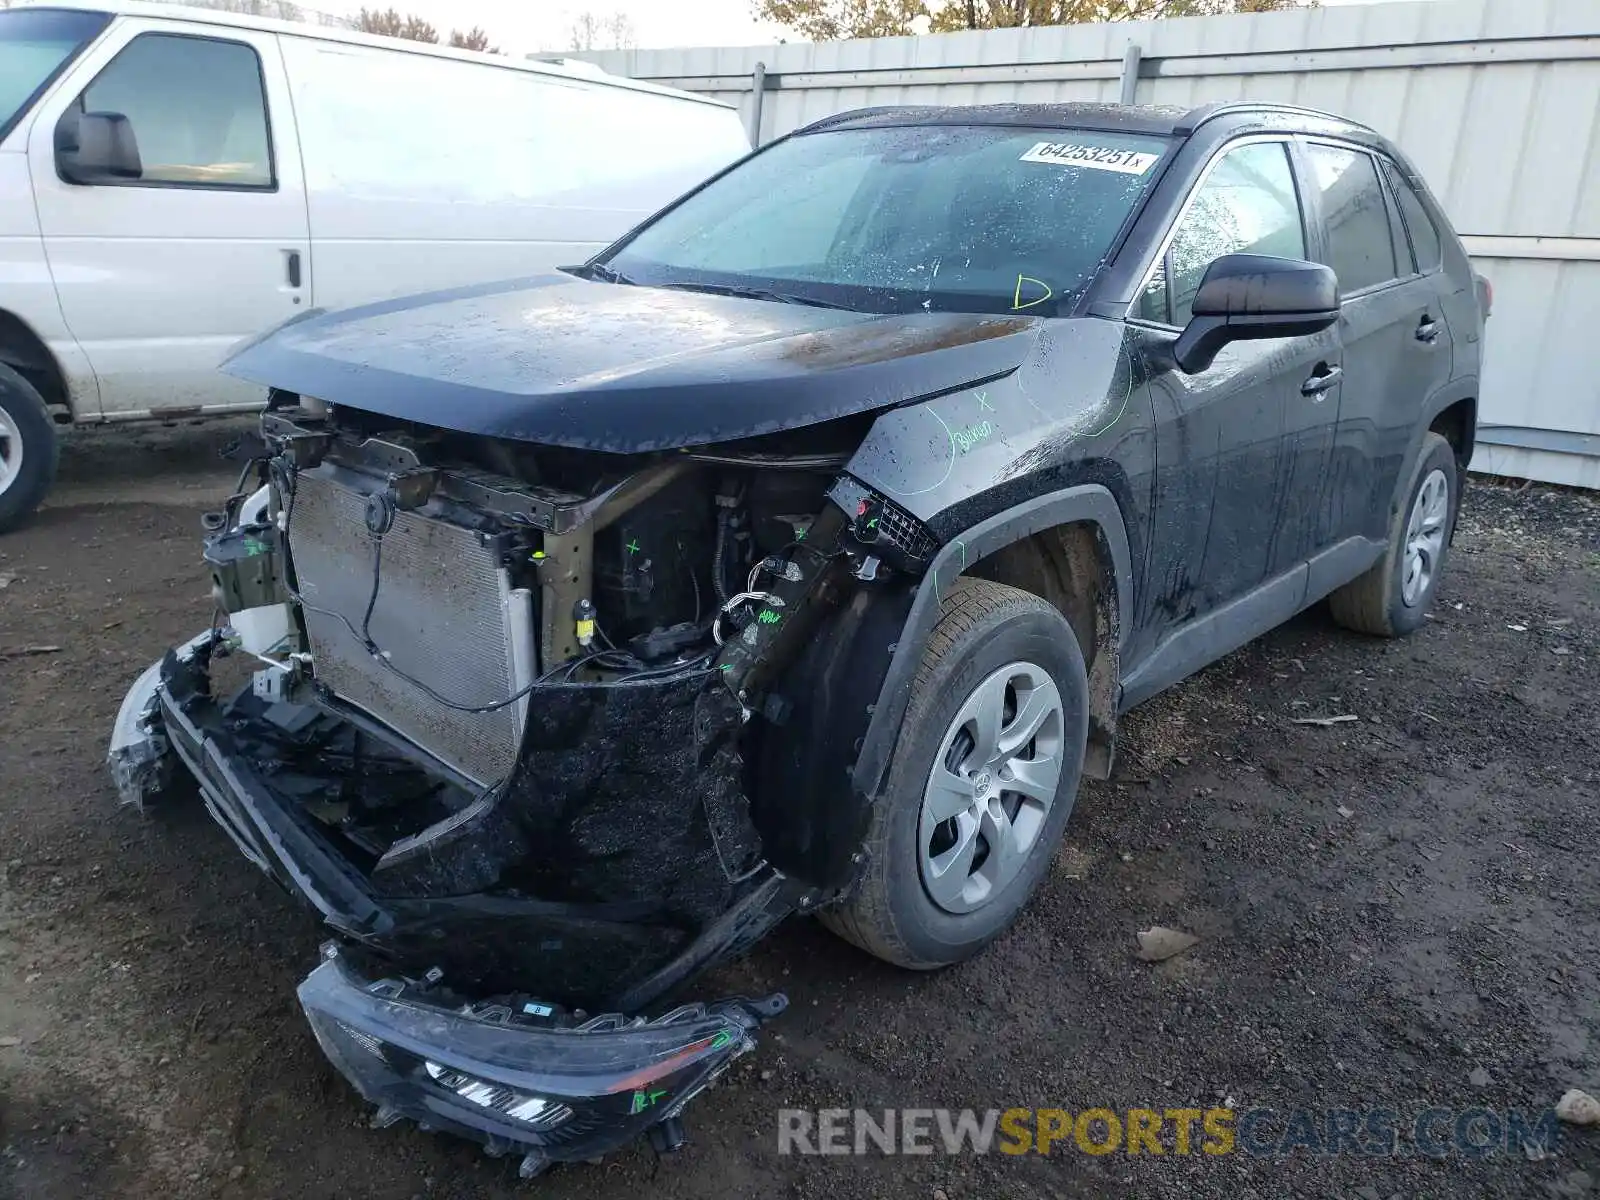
<box><xmin>1172</xmin><ymin>253</ymin><xmax>1339</xmax><ymax>375</ymax></box>
<box><xmin>55</xmin><ymin>110</ymin><xmax>143</xmax><ymax>184</ymax></box>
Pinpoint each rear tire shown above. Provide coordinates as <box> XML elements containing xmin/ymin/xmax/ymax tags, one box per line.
<box><xmin>0</xmin><ymin>363</ymin><xmax>59</xmax><ymax>535</ymax></box>
<box><xmin>1328</xmin><ymin>431</ymin><xmax>1458</xmax><ymax>637</ymax></box>
<box><xmin>820</xmin><ymin>578</ymin><xmax>1089</xmax><ymax>969</ymax></box>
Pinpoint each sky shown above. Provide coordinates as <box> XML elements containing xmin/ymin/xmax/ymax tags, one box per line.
<box><xmin>310</xmin><ymin>0</ymin><xmax>789</xmax><ymax>53</ymax></box>
<box><xmin>308</xmin><ymin>0</ymin><xmax>1415</xmax><ymax>56</ymax></box>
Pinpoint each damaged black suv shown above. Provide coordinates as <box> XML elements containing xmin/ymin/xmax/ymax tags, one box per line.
<box><xmin>109</xmin><ymin>101</ymin><xmax>1486</xmax><ymax>1174</ymax></box>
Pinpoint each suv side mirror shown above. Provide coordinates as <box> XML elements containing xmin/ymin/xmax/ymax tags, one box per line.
<box><xmin>1172</xmin><ymin>253</ymin><xmax>1339</xmax><ymax>375</ymax></box>
<box><xmin>55</xmin><ymin>110</ymin><xmax>143</xmax><ymax>184</ymax></box>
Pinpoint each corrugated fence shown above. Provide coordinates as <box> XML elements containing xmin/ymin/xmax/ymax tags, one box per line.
<box><xmin>586</xmin><ymin>0</ymin><xmax>1600</xmax><ymax>487</ymax></box>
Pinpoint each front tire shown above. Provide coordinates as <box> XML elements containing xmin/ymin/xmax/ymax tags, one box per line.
<box><xmin>820</xmin><ymin>578</ymin><xmax>1089</xmax><ymax>969</ymax></box>
<box><xmin>0</xmin><ymin>363</ymin><xmax>60</xmax><ymax>535</ymax></box>
<box><xmin>1329</xmin><ymin>431</ymin><xmax>1458</xmax><ymax>637</ymax></box>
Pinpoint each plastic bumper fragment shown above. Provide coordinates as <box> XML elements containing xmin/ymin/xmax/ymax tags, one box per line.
<box><xmin>105</xmin><ymin>631</ymin><xmax>216</xmax><ymax>809</ymax></box>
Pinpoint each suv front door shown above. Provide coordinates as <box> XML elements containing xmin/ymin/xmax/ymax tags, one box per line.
<box><xmin>1300</xmin><ymin>140</ymin><xmax>1454</xmax><ymax>565</ymax></box>
<box><xmin>1134</xmin><ymin>137</ymin><xmax>1339</xmax><ymax>633</ymax></box>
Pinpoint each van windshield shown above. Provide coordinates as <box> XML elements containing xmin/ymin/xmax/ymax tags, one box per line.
<box><xmin>598</xmin><ymin>124</ymin><xmax>1170</xmax><ymax>316</ymax></box>
<box><xmin>0</xmin><ymin>8</ymin><xmax>110</xmax><ymax>142</ymax></box>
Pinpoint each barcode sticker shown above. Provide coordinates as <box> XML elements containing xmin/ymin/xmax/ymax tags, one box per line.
<box><xmin>1019</xmin><ymin>141</ymin><xmax>1160</xmax><ymax>175</ymax></box>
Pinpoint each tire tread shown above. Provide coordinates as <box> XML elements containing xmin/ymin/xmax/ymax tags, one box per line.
<box><xmin>0</xmin><ymin>362</ymin><xmax>60</xmax><ymax>535</ymax></box>
<box><xmin>1328</xmin><ymin>431</ymin><xmax>1455</xmax><ymax>638</ymax></box>
<box><xmin>819</xmin><ymin>577</ymin><xmax>1061</xmax><ymax>967</ymax></box>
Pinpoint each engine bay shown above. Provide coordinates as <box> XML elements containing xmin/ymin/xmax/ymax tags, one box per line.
<box><xmin>184</xmin><ymin>393</ymin><xmax>935</xmax><ymax>1003</ymax></box>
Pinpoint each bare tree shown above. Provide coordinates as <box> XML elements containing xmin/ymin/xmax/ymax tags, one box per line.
<box><xmin>448</xmin><ymin>25</ymin><xmax>502</xmax><ymax>53</ymax></box>
<box><xmin>606</xmin><ymin>12</ymin><xmax>636</xmax><ymax>49</ymax></box>
<box><xmin>181</xmin><ymin>0</ymin><xmax>308</xmax><ymax>17</ymax></box>
<box><xmin>754</xmin><ymin>0</ymin><xmax>1313</xmax><ymax>40</ymax></box>
<box><xmin>355</xmin><ymin>6</ymin><xmax>440</xmax><ymax>42</ymax></box>
<box><xmin>570</xmin><ymin>10</ymin><xmax>636</xmax><ymax>51</ymax></box>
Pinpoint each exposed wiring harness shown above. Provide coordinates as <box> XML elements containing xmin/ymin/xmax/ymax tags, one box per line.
<box><xmin>711</xmin><ymin>590</ymin><xmax>782</xmax><ymax>646</ymax></box>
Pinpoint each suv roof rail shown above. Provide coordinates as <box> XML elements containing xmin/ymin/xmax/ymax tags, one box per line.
<box><xmin>1174</xmin><ymin>101</ymin><xmax>1372</xmax><ymax>136</ymax></box>
<box><xmin>793</xmin><ymin>106</ymin><xmax>912</xmax><ymax>135</ymax></box>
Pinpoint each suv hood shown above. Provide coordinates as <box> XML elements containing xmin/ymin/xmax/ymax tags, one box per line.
<box><xmin>222</xmin><ymin>274</ymin><xmax>1039</xmax><ymax>452</ymax></box>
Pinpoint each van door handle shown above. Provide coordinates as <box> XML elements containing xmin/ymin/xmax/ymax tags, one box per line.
<box><xmin>285</xmin><ymin>250</ymin><xmax>302</xmax><ymax>289</ymax></box>
<box><xmin>1301</xmin><ymin>362</ymin><xmax>1342</xmax><ymax>396</ymax></box>
<box><xmin>1416</xmin><ymin>316</ymin><xmax>1440</xmax><ymax>344</ymax></box>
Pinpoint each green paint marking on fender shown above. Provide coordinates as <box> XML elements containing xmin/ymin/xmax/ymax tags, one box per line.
<box><xmin>951</xmin><ymin>421</ymin><xmax>995</xmax><ymax>455</ymax></box>
<box><xmin>625</xmin><ymin>538</ymin><xmax>641</xmax><ymax>554</ymax></box>
<box><xmin>758</xmin><ymin>609</ymin><xmax>782</xmax><ymax>625</ymax></box>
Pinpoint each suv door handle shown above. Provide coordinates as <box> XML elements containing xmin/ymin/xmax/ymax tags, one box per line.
<box><xmin>1416</xmin><ymin>316</ymin><xmax>1440</xmax><ymax>344</ymax></box>
<box><xmin>1301</xmin><ymin>363</ymin><xmax>1343</xmax><ymax>396</ymax></box>
<box><xmin>285</xmin><ymin>250</ymin><xmax>302</xmax><ymax>289</ymax></box>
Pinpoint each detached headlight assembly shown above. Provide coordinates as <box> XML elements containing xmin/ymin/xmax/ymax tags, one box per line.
<box><xmin>422</xmin><ymin>1060</ymin><xmax>574</xmax><ymax>1130</ymax></box>
<box><xmin>297</xmin><ymin>947</ymin><xmax>786</xmax><ymax>1176</ymax></box>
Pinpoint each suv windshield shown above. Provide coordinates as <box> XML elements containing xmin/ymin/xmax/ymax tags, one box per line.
<box><xmin>0</xmin><ymin>8</ymin><xmax>110</xmax><ymax>142</ymax></box>
<box><xmin>599</xmin><ymin>124</ymin><xmax>1169</xmax><ymax>316</ymax></box>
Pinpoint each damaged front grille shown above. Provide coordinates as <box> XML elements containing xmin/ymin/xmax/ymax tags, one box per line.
<box><xmin>287</xmin><ymin>469</ymin><xmax>526</xmax><ymax>785</ymax></box>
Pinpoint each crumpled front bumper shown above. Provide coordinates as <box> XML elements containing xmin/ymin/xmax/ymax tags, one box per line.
<box><xmin>300</xmin><ymin>946</ymin><xmax>784</xmax><ymax>1174</ymax></box>
<box><xmin>106</xmin><ymin>631</ymin><xmax>214</xmax><ymax>811</ymax></box>
<box><xmin>106</xmin><ymin>632</ymin><xmax>793</xmax><ymax>1167</ymax></box>
<box><xmin>110</xmin><ymin>632</ymin><xmax>393</xmax><ymax>935</ymax></box>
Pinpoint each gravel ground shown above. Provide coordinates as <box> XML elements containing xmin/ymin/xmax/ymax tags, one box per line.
<box><xmin>1</xmin><ymin>425</ymin><xmax>1597</xmax><ymax>1200</ymax></box>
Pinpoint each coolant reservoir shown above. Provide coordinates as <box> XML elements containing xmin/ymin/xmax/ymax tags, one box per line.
<box><xmin>233</xmin><ymin>604</ymin><xmax>292</xmax><ymax>657</ymax></box>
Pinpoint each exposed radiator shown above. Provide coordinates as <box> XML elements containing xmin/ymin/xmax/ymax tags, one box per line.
<box><xmin>287</xmin><ymin>469</ymin><xmax>527</xmax><ymax>786</ymax></box>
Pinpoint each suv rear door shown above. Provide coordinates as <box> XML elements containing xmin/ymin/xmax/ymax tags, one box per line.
<box><xmin>1298</xmin><ymin>140</ymin><xmax>1454</xmax><ymax>571</ymax></box>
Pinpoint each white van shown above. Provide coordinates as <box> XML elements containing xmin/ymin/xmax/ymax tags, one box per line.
<box><xmin>0</xmin><ymin>0</ymin><xmax>750</xmax><ymax>529</ymax></box>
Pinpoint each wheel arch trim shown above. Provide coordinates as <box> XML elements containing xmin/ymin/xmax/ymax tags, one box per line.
<box><xmin>0</xmin><ymin>307</ymin><xmax>73</xmax><ymax>418</ymax></box>
<box><xmin>850</xmin><ymin>483</ymin><xmax>1133</xmax><ymax>801</ymax></box>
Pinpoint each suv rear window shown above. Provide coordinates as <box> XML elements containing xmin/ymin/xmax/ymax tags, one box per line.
<box><xmin>1305</xmin><ymin>143</ymin><xmax>1399</xmax><ymax>296</ymax></box>
<box><xmin>1384</xmin><ymin>161</ymin><xmax>1443</xmax><ymax>273</ymax></box>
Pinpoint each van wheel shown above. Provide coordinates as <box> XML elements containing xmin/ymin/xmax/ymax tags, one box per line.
<box><xmin>819</xmin><ymin>578</ymin><xmax>1089</xmax><ymax>969</ymax></box>
<box><xmin>1329</xmin><ymin>431</ymin><xmax>1458</xmax><ymax>638</ymax></box>
<box><xmin>0</xmin><ymin>363</ymin><xmax>59</xmax><ymax>534</ymax></box>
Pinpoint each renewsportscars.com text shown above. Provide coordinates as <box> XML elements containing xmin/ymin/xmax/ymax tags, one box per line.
<box><xmin>778</xmin><ymin>1106</ymin><xmax>1563</xmax><ymax>1159</ymax></box>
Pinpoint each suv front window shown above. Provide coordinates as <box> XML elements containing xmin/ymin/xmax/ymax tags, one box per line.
<box><xmin>600</xmin><ymin>124</ymin><xmax>1171</xmax><ymax>315</ymax></box>
<box><xmin>0</xmin><ymin>7</ymin><xmax>111</xmax><ymax>142</ymax></box>
<box><xmin>1138</xmin><ymin>140</ymin><xmax>1305</xmax><ymax>328</ymax></box>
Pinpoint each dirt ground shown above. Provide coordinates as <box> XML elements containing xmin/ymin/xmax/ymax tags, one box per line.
<box><xmin>2</xmin><ymin>423</ymin><xmax>1597</xmax><ymax>1200</ymax></box>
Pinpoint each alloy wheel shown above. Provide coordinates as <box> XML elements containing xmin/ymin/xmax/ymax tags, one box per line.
<box><xmin>1401</xmin><ymin>467</ymin><xmax>1449</xmax><ymax>607</ymax></box>
<box><xmin>918</xmin><ymin>661</ymin><xmax>1066</xmax><ymax>915</ymax></box>
<box><xmin>0</xmin><ymin>408</ymin><xmax>21</xmax><ymax>498</ymax></box>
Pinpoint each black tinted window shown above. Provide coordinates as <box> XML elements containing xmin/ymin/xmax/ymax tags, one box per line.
<box><xmin>1384</xmin><ymin>161</ymin><xmax>1443</xmax><ymax>273</ymax></box>
<box><xmin>1306</xmin><ymin>144</ymin><xmax>1397</xmax><ymax>295</ymax></box>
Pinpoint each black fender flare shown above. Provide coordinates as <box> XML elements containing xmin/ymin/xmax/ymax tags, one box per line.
<box><xmin>849</xmin><ymin>483</ymin><xmax>1134</xmax><ymax>802</ymax></box>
